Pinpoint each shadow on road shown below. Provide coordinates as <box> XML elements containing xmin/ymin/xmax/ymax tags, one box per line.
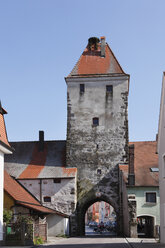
<box><xmin>41</xmin><ymin>244</ymin><xmax>129</xmax><ymax>248</ymax></box>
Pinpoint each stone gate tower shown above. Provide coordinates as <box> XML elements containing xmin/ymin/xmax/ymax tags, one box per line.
<box><xmin>65</xmin><ymin>37</ymin><xmax>129</xmax><ymax>236</ymax></box>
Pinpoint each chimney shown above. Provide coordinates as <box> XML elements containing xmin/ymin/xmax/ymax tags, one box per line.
<box><xmin>39</xmin><ymin>130</ymin><xmax>44</xmax><ymax>151</ymax></box>
<box><xmin>128</xmin><ymin>144</ymin><xmax>135</xmax><ymax>186</ymax></box>
<box><xmin>100</xmin><ymin>36</ymin><xmax>106</xmax><ymax>57</ymax></box>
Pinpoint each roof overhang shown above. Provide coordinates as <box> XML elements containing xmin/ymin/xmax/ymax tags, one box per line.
<box><xmin>0</xmin><ymin>141</ymin><xmax>13</xmax><ymax>154</ymax></box>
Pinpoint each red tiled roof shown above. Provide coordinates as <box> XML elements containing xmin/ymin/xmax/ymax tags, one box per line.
<box><xmin>4</xmin><ymin>170</ymin><xmax>56</xmax><ymax>214</ymax></box>
<box><xmin>0</xmin><ymin>110</ymin><xmax>11</xmax><ymax>149</ymax></box>
<box><xmin>18</xmin><ymin>144</ymin><xmax>47</xmax><ymax>179</ymax></box>
<box><xmin>120</xmin><ymin>141</ymin><xmax>158</xmax><ymax>186</ymax></box>
<box><xmin>131</xmin><ymin>141</ymin><xmax>158</xmax><ymax>186</ymax></box>
<box><xmin>68</xmin><ymin>39</ymin><xmax>125</xmax><ymax>77</ymax></box>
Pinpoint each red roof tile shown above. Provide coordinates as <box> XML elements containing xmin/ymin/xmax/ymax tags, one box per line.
<box><xmin>68</xmin><ymin>38</ymin><xmax>125</xmax><ymax>77</ymax></box>
<box><xmin>18</xmin><ymin>144</ymin><xmax>47</xmax><ymax>179</ymax></box>
<box><xmin>120</xmin><ymin>141</ymin><xmax>158</xmax><ymax>186</ymax></box>
<box><xmin>0</xmin><ymin>109</ymin><xmax>11</xmax><ymax>149</ymax></box>
<box><xmin>130</xmin><ymin>141</ymin><xmax>158</xmax><ymax>186</ymax></box>
<box><xmin>4</xmin><ymin>170</ymin><xmax>55</xmax><ymax>214</ymax></box>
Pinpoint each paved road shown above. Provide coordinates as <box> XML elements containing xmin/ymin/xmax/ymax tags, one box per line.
<box><xmin>85</xmin><ymin>225</ymin><xmax>116</xmax><ymax>236</ymax></box>
<box><xmin>43</xmin><ymin>237</ymin><xmax>133</xmax><ymax>248</ymax></box>
<box><xmin>2</xmin><ymin>237</ymin><xmax>164</xmax><ymax>248</ymax></box>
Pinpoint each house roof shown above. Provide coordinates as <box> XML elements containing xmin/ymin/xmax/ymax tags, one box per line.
<box><xmin>4</xmin><ymin>170</ymin><xmax>60</xmax><ymax>214</ymax></box>
<box><xmin>5</xmin><ymin>140</ymin><xmax>77</xmax><ymax>179</ymax></box>
<box><xmin>0</xmin><ymin>103</ymin><xmax>12</xmax><ymax>152</ymax></box>
<box><xmin>120</xmin><ymin>141</ymin><xmax>158</xmax><ymax>187</ymax></box>
<box><xmin>67</xmin><ymin>37</ymin><xmax>126</xmax><ymax>78</ymax></box>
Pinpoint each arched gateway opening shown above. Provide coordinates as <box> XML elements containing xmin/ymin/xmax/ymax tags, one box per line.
<box><xmin>85</xmin><ymin>201</ymin><xmax>117</xmax><ymax>236</ymax></box>
<box><xmin>76</xmin><ymin>196</ymin><xmax>119</xmax><ymax>236</ymax></box>
<box><xmin>137</xmin><ymin>215</ymin><xmax>154</xmax><ymax>238</ymax></box>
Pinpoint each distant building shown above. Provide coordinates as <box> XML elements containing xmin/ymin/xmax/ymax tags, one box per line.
<box><xmin>0</xmin><ymin>103</ymin><xmax>12</xmax><ymax>243</ymax></box>
<box><xmin>157</xmin><ymin>72</ymin><xmax>165</xmax><ymax>243</ymax></box>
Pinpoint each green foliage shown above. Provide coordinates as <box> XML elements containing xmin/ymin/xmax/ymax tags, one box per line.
<box><xmin>33</xmin><ymin>236</ymin><xmax>44</xmax><ymax>245</ymax></box>
<box><xmin>15</xmin><ymin>215</ymin><xmax>33</xmax><ymax>224</ymax></box>
<box><xmin>56</xmin><ymin>234</ymin><xmax>68</xmax><ymax>238</ymax></box>
<box><xmin>3</xmin><ymin>209</ymin><xmax>13</xmax><ymax>224</ymax></box>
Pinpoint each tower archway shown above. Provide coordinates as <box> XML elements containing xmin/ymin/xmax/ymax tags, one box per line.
<box><xmin>76</xmin><ymin>195</ymin><xmax>120</xmax><ymax>236</ymax></box>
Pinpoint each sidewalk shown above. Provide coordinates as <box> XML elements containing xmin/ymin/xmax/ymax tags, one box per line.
<box><xmin>126</xmin><ymin>238</ymin><xmax>165</xmax><ymax>248</ymax></box>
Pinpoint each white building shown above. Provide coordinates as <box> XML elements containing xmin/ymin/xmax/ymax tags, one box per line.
<box><xmin>158</xmin><ymin>72</ymin><xmax>165</xmax><ymax>243</ymax></box>
<box><xmin>0</xmin><ymin>103</ymin><xmax>12</xmax><ymax>243</ymax></box>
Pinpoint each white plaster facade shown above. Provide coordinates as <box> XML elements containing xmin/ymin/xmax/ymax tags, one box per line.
<box><xmin>158</xmin><ymin>72</ymin><xmax>165</xmax><ymax>243</ymax></box>
<box><xmin>0</xmin><ymin>145</ymin><xmax>12</xmax><ymax>241</ymax></box>
<box><xmin>47</xmin><ymin>214</ymin><xmax>69</xmax><ymax>237</ymax></box>
<box><xmin>127</xmin><ymin>187</ymin><xmax>160</xmax><ymax>226</ymax></box>
<box><xmin>0</xmin><ymin>150</ymin><xmax>4</xmax><ymax>241</ymax></box>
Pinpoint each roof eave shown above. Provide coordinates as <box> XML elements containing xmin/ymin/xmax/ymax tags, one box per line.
<box><xmin>0</xmin><ymin>141</ymin><xmax>13</xmax><ymax>154</ymax></box>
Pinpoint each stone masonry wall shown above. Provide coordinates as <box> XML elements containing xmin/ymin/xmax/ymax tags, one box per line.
<box><xmin>66</xmin><ymin>76</ymin><xmax>129</xmax><ymax>235</ymax></box>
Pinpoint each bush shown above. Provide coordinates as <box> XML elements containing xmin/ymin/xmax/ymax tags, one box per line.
<box><xmin>3</xmin><ymin>209</ymin><xmax>12</xmax><ymax>224</ymax></box>
<box><xmin>33</xmin><ymin>236</ymin><xmax>44</xmax><ymax>245</ymax></box>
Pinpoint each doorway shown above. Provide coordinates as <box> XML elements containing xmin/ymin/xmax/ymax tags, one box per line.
<box><xmin>137</xmin><ymin>216</ymin><xmax>154</xmax><ymax>238</ymax></box>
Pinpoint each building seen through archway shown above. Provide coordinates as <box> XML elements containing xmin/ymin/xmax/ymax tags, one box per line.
<box><xmin>85</xmin><ymin>201</ymin><xmax>117</xmax><ymax>235</ymax></box>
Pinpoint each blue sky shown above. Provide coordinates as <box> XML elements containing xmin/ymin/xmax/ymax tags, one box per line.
<box><xmin>0</xmin><ymin>0</ymin><xmax>164</xmax><ymax>142</ymax></box>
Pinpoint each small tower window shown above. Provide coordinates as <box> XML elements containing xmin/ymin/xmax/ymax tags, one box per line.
<box><xmin>106</xmin><ymin>85</ymin><xmax>113</xmax><ymax>94</ymax></box>
<box><xmin>93</xmin><ymin>117</ymin><xmax>99</xmax><ymax>126</ymax></box>
<box><xmin>43</xmin><ymin>196</ymin><xmax>51</xmax><ymax>202</ymax></box>
<box><xmin>80</xmin><ymin>84</ymin><xmax>85</xmax><ymax>94</ymax></box>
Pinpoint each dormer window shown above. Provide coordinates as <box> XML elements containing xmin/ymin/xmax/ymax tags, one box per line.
<box><xmin>93</xmin><ymin>117</ymin><xmax>99</xmax><ymax>126</ymax></box>
<box><xmin>80</xmin><ymin>84</ymin><xmax>85</xmax><ymax>94</ymax></box>
<box><xmin>106</xmin><ymin>85</ymin><xmax>113</xmax><ymax>94</ymax></box>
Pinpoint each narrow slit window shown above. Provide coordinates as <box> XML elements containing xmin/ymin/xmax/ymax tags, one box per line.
<box><xmin>106</xmin><ymin>85</ymin><xmax>113</xmax><ymax>94</ymax></box>
<box><xmin>93</xmin><ymin>117</ymin><xmax>99</xmax><ymax>126</ymax></box>
<box><xmin>43</xmin><ymin>196</ymin><xmax>51</xmax><ymax>202</ymax></box>
<box><xmin>80</xmin><ymin>84</ymin><xmax>85</xmax><ymax>93</ymax></box>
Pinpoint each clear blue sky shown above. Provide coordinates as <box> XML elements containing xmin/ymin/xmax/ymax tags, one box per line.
<box><xmin>0</xmin><ymin>0</ymin><xmax>164</xmax><ymax>142</ymax></box>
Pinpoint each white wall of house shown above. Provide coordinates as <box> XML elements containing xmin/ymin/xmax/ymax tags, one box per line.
<box><xmin>0</xmin><ymin>151</ymin><xmax>4</xmax><ymax>241</ymax></box>
<box><xmin>158</xmin><ymin>72</ymin><xmax>165</xmax><ymax>243</ymax></box>
<box><xmin>46</xmin><ymin>214</ymin><xmax>69</xmax><ymax>237</ymax></box>
<box><xmin>127</xmin><ymin>187</ymin><xmax>160</xmax><ymax>226</ymax></box>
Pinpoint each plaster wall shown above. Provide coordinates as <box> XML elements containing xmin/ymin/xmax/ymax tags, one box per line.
<box><xmin>4</xmin><ymin>191</ymin><xmax>14</xmax><ymax>210</ymax></box>
<box><xmin>127</xmin><ymin>187</ymin><xmax>160</xmax><ymax>225</ymax></box>
<box><xmin>47</xmin><ymin>215</ymin><xmax>69</xmax><ymax>236</ymax></box>
<box><xmin>19</xmin><ymin>177</ymin><xmax>76</xmax><ymax>215</ymax></box>
<box><xmin>158</xmin><ymin>74</ymin><xmax>165</xmax><ymax>243</ymax></box>
<box><xmin>0</xmin><ymin>151</ymin><xmax>4</xmax><ymax>241</ymax></box>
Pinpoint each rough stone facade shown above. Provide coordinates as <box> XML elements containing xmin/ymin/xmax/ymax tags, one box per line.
<box><xmin>66</xmin><ymin>75</ymin><xmax>129</xmax><ymax>236</ymax></box>
<box><xmin>18</xmin><ymin>178</ymin><xmax>77</xmax><ymax>215</ymax></box>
